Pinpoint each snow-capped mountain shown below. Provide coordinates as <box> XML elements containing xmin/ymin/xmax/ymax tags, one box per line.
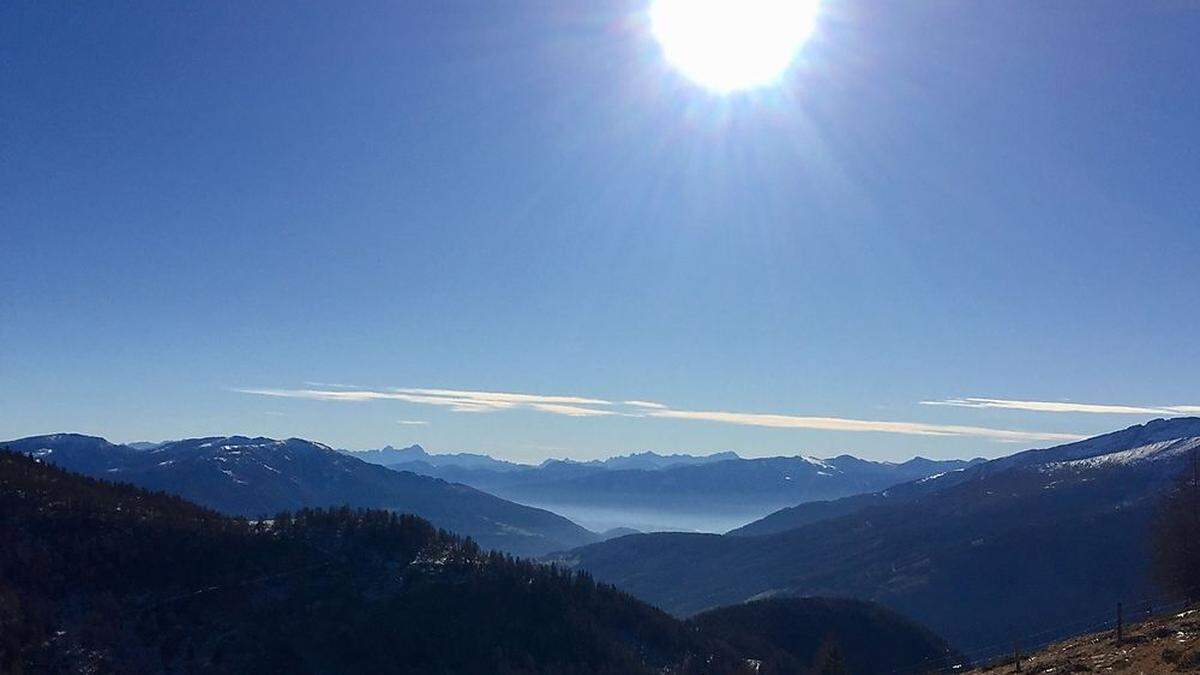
<box><xmin>1041</xmin><ymin>435</ymin><xmax>1200</xmax><ymax>472</ymax></box>
<box><xmin>734</xmin><ymin>418</ymin><xmax>1200</xmax><ymax>537</ymax></box>
<box><xmin>558</xmin><ymin>417</ymin><xmax>1200</xmax><ymax>657</ymax></box>
<box><xmin>3</xmin><ymin>434</ymin><xmax>596</xmax><ymax>556</ymax></box>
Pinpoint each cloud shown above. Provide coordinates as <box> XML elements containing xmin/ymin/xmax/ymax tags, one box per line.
<box><xmin>396</xmin><ymin>420</ymin><xmax>428</xmax><ymax>426</ymax></box>
<box><xmin>234</xmin><ymin>386</ymin><xmax>618</xmax><ymax>416</ymax></box>
<box><xmin>236</xmin><ymin>385</ymin><xmax>1081</xmax><ymax>444</ymax></box>
<box><xmin>393</xmin><ymin>387</ymin><xmax>609</xmax><ymax>405</ymax></box>
<box><xmin>236</xmin><ymin>388</ymin><xmax>395</xmax><ymax>402</ymax></box>
<box><xmin>645</xmin><ymin>408</ymin><xmax>1081</xmax><ymax>443</ymax></box>
<box><xmin>623</xmin><ymin>400</ymin><xmax>668</xmax><ymax>409</ymax></box>
<box><xmin>530</xmin><ymin>403</ymin><xmax>620</xmax><ymax>417</ymax></box>
<box><xmin>922</xmin><ymin>397</ymin><xmax>1200</xmax><ymax>416</ymax></box>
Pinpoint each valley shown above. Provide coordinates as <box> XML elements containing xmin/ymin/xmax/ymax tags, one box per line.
<box><xmin>5</xmin><ymin>417</ymin><xmax>1198</xmax><ymax>670</ymax></box>
<box><xmin>555</xmin><ymin>418</ymin><xmax>1200</xmax><ymax>658</ymax></box>
<box><xmin>348</xmin><ymin>444</ymin><xmax>979</xmax><ymax>533</ymax></box>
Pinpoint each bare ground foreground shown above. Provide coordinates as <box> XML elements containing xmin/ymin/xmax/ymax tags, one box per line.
<box><xmin>971</xmin><ymin>606</ymin><xmax>1200</xmax><ymax>674</ymax></box>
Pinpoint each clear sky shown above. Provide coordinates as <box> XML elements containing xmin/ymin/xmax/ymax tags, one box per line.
<box><xmin>3</xmin><ymin>1</ymin><xmax>1199</xmax><ymax>462</ymax></box>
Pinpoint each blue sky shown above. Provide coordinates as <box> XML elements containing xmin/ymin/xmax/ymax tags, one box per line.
<box><xmin>2</xmin><ymin>1</ymin><xmax>1198</xmax><ymax>462</ymax></box>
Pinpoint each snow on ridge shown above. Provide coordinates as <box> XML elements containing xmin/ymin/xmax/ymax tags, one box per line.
<box><xmin>800</xmin><ymin>455</ymin><xmax>833</xmax><ymax>469</ymax></box>
<box><xmin>1043</xmin><ymin>437</ymin><xmax>1200</xmax><ymax>471</ymax></box>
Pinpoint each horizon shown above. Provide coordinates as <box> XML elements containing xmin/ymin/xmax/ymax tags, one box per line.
<box><xmin>4</xmin><ymin>1</ymin><xmax>1199</xmax><ymax>463</ymax></box>
<box><xmin>10</xmin><ymin>413</ymin><xmax>1200</xmax><ymax>466</ymax></box>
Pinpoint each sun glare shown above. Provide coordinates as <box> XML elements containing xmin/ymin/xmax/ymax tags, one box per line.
<box><xmin>650</xmin><ymin>0</ymin><xmax>819</xmax><ymax>93</ymax></box>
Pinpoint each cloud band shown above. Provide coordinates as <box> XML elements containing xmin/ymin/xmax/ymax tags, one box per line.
<box><xmin>236</xmin><ymin>386</ymin><xmax>1080</xmax><ymax>443</ymax></box>
<box><xmin>922</xmin><ymin>397</ymin><xmax>1200</xmax><ymax>416</ymax></box>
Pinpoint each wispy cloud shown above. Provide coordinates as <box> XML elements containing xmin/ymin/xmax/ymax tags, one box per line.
<box><xmin>530</xmin><ymin>403</ymin><xmax>620</xmax><ymax>417</ymax></box>
<box><xmin>236</xmin><ymin>385</ymin><xmax>1080</xmax><ymax>443</ymax></box>
<box><xmin>645</xmin><ymin>408</ymin><xmax>1081</xmax><ymax>443</ymax></box>
<box><xmin>396</xmin><ymin>420</ymin><xmax>428</xmax><ymax>426</ymax></box>
<box><xmin>922</xmin><ymin>397</ymin><xmax>1200</xmax><ymax>416</ymax></box>
<box><xmin>393</xmin><ymin>387</ymin><xmax>609</xmax><ymax>406</ymax></box>
<box><xmin>624</xmin><ymin>400</ymin><xmax>668</xmax><ymax>409</ymax></box>
<box><xmin>234</xmin><ymin>387</ymin><xmax>616</xmax><ymax>415</ymax></box>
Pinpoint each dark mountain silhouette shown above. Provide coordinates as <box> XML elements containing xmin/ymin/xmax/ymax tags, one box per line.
<box><xmin>554</xmin><ymin>418</ymin><xmax>1200</xmax><ymax>657</ymax></box>
<box><xmin>599</xmin><ymin>526</ymin><xmax>642</xmax><ymax>540</ymax></box>
<box><xmin>690</xmin><ymin>598</ymin><xmax>963</xmax><ymax>675</ymax></box>
<box><xmin>385</xmin><ymin>452</ymin><xmax>980</xmax><ymax>533</ymax></box>
<box><xmin>0</xmin><ymin>451</ymin><xmax>956</xmax><ymax>674</ymax></box>
<box><xmin>3</xmin><ymin>433</ymin><xmax>596</xmax><ymax>556</ymax></box>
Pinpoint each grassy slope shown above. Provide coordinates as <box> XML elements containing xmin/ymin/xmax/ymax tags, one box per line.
<box><xmin>969</xmin><ymin>605</ymin><xmax>1200</xmax><ymax>674</ymax></box>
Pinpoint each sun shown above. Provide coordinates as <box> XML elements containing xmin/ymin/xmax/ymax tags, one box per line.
<box><xmin>649</xmin><ymin>0</ymin><xmax>819</xmax><ymax>93</ymax></box>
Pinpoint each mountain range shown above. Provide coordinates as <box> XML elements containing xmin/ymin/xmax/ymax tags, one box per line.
<box><xmin>344</xmin><ymin>446</ymin><xmax>743</xmax><ymax>470</ymax></box>
<box><xmin>553</xmin><ymin>417</ymin><xmax>1200</xmax><ymax>657</ymax></box>
<box><xmin>340</xmin><ymin>444</ymin><xmax>530</xmax><ymax>472</ymax></box>
<box><xmin>1</xmin><ymin>434</ymin><xmax>596</xmax><ymax>556</ymax></box>
<box><xmin>352</xmin><ymin>445</ymin><xmax>980</xmax><ymax>532</ymax></box>
<box><xmin>0</xmin><ymin>449</ymin><xmax>963</xmax><ymax>674</ymax></box>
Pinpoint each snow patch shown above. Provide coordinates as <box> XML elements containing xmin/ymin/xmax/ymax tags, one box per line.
<box><xmin>800</xmin><ymin>455</ymin><xmax>833</xmax><ymax>469</ymax></box>
<box><xmin>218</xmin><ymin>468</ymin><xmax>248</xmax><ymax>485</ymax></box>
<box><xmin>1043</xmin><ymin>437</ymin><xmax>1200</xmax><ymax>471</ymax></box>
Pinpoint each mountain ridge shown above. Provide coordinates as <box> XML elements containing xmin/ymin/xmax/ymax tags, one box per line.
<box><xmin>555</xmin><ymin>417</ymin><xmax>1200</xmax><ymax>655</ymax></box>
<box><xmin>0</xmin><ymin>449</ymin><xmax>962</xmax><ymax>674</ymax></box>
<box><xmin>2</xmin><ymin>433</ymin><xmax>597</xmax><ymax>556</ymax></box>
<box><xmin>384</xmin><ymin>451</ymin><xmax>982</xmax><ymax>533</ymax></box>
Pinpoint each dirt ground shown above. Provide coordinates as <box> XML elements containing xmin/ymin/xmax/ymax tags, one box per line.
<box><xmin>970</xmin><ymin>608</ymin><xmax>1200</xmax><ymax>674</ymax></box>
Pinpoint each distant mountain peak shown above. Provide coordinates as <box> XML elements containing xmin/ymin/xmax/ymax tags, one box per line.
<box><xmin>3</xmin><ymin>432</ymin><xmax>597</xmax><ymax>556</ymax></box>
<box><xmin>18</xmin><ymin>432</ymin><xmax>111</xmax><ymax>444</ymax></box>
